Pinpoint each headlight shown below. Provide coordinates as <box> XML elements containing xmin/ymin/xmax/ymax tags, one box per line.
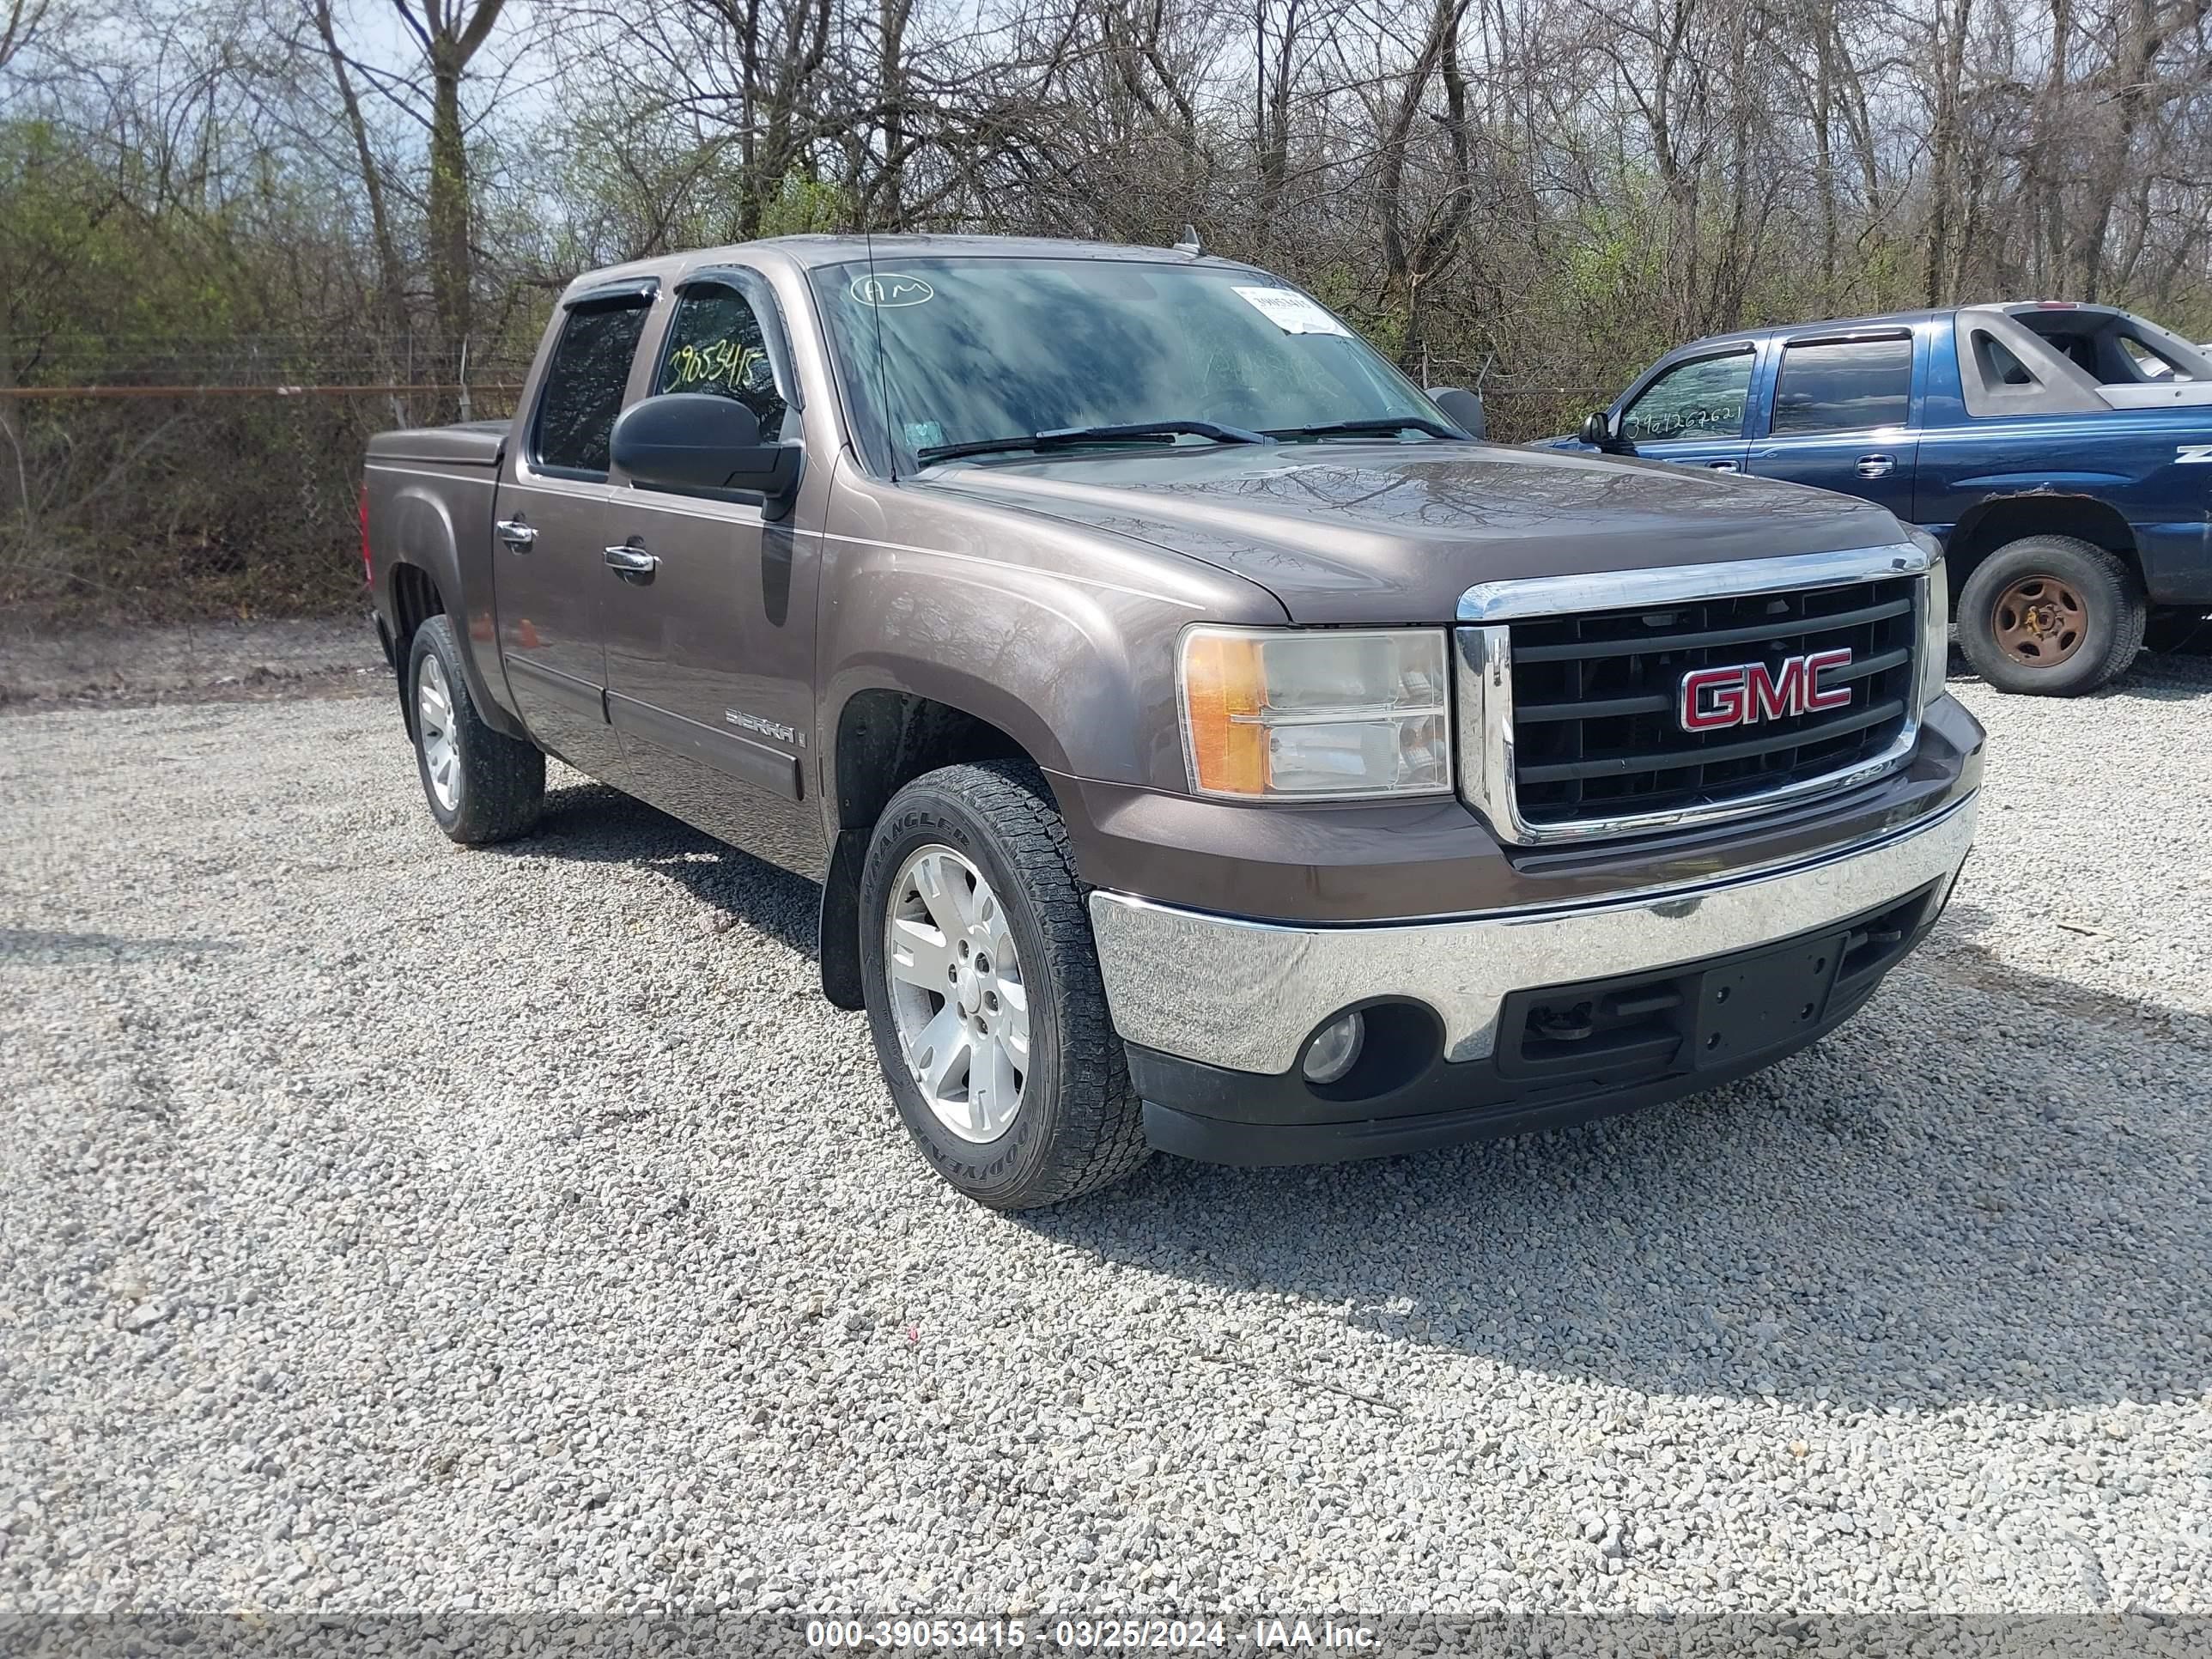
<box><xmin>1911</xmin><ymin>531</ymin><xmax>1949</xmax><ymax>712</ymax></box>
<box><xmin>1178</xmin><ymin>625</ymin><xmax>1451</xmax><ymax>799</ymax></box>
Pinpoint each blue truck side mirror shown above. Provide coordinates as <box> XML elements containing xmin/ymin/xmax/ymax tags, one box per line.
<box><xmin>612</xmin><ymin>392</ymin><xmax>803</xmax><ymax>514</ymax></box>
<box><xmin>1580</xmin><ymin>410</ymin><xmax>1636</xmax><ymax>455</ymax></box>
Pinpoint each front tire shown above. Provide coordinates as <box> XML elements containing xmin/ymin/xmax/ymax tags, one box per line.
<box><xmin>858</xmin><ymin>761</ymin><xmax>1148</xmax><ymax>1209</ymax></box>
<box><xmin>1956</xmin><ymin>535</ymin><xmax>2145</xmax><ymax>696</ymax></box>
<box><xmin>406</xmin><ymin>615</ymin><xmax>545</xmax><ymax>844</ymax></box>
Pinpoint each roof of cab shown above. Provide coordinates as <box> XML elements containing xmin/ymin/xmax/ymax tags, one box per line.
<box><xmin>562</xmin><ymin>233</ymin><xmax>1246</xmax><ymax>299</ymax></box>
<box><xmin>1670</xmin><ymin>301</ymin><xmax>2134</xmax><ymax>359</ymax></box>
<box><xmin>748</xmin><ymin>233</ymin><xmax>1231</xmax><ymax>267</ymax></box>
<box><xmin>1668</xmin><ymin>309</ymin><xmax>1951</xmax><ymax>356</ymax></box>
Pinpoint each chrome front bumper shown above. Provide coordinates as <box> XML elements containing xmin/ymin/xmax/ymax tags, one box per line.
<box><xmin>1087</xmin><ymin>792</ymin><xmax>1978</xmax><ymax>1075</ymax></box>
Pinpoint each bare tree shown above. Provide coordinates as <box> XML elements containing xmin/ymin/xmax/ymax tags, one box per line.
<box><xmin>306</xmin><ymin>0</ymin><xmax>412</xmax><ymax>343</ymax></box>
<box><xmin>388</xmin><ymin>0</ymin><xmax>509</xmax><ymax>366</ymax></box>
<box><xmin>0</xmin><ymin>0</ymin><xmax>52</xmax><ymax>74</ymax></box>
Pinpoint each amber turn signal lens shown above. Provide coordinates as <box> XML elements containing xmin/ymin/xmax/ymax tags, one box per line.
<box><xmin>1181</xmin><ymin>629</ymin><xmax>1268</xmax><ymax>795</ymax></box>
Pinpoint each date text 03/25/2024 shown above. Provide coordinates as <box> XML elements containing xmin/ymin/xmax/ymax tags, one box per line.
<box><xmin>805</xmin><ymin>1619</ymin><xmax>1380</xmax><ymax>1650</ymax></box>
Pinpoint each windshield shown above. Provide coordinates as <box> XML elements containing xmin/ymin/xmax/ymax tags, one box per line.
<box><xmin>808</xmin><ymin>256</ymin><xmax>1448</xmax><ymax>473</ymax></box>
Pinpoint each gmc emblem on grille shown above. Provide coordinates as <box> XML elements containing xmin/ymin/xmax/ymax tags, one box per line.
<box><xmin>1679</xmin><ymin>647</ymin><xmax>1854</xmax><ymax>732</ymax></box>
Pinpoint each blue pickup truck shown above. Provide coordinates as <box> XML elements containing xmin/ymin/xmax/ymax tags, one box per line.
<box><xmin>1559</xmin><ymin>301</ymin><xmax>2212</xmax><ymax>694</ymax></box>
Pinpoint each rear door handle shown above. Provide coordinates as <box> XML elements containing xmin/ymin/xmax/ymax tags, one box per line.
<box><xmin>1706</xmin><ymin>460</ymin><xmax>1739</xmax><ymax>472</ymax></box>
<box><xmin>1856</xmin><ymin>453</ymin><xmax>1895</xmax><ymax>479</ymax></box>
<box><xmin>603</xmin><ymin>543</ymin><xmax>659</xmax><ymax>577</ymax></box>
<box><xmin>495</xmin><ymin>518</ymin><xmax>537</xmax><ymax>550</ymax></box>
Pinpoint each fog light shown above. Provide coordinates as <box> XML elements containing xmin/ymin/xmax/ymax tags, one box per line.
<box><xmin>1301</xmin><ymin>1009</ymin><xmax>1365</xmax><ymax>1085</ymax></box>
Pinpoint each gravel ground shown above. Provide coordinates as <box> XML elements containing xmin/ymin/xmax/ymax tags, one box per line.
<box><xmin>3</xmin><ymin>652</ymin><xmax>2209</xmax><ymax>1620</ymax></box>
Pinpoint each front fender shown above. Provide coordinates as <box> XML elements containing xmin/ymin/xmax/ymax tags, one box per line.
<box><xmin>816</xmin><ymin>470</ymin><xmax>1289</xmax><ymax>820</ymax></box>
<box><xmin>819</xmin><ymin>556</ymin><xmax>1147</xmax><ymax>784</ymax></box>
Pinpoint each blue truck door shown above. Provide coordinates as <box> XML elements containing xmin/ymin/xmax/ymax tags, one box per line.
<box><xmin>1747</xmin><ymin>330</ymin><xmax>1919</xmax><ymax>519</ymax></box>
<box><xmin>1614</xmin><ymin>345</ymin><xmax>1758</xmax><ymax>472</ymax></box>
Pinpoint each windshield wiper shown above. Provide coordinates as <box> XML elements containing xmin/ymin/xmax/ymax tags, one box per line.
<box><xmin>915</xmin><ymin>420</ymin><xmax>1275</xmax><ymax>465</ymax></box>
<box><xmin>1264</xmin><ymin>417</ymin><xmax>1468</xmax><ymax>441</ymax></box>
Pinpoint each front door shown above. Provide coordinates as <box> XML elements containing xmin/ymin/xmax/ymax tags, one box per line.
<box><xmin>495</xmin><ymin>290</ymin><xmax>655</xmax><ymax>778</ymax></box>
<box><xmin>600</xmin><ymin>275</ymin><xmax>823</xmax><ymax>877</ymax></box>
<box><xmin>1746</xmin><ymin>331</ymin><xmax>1920</xmax><ymax>520</ymax></box>
<box><xmin>1615</xmin><ymin>346</ymin><xmax>1757</xmax><ymax>473</ymax></box>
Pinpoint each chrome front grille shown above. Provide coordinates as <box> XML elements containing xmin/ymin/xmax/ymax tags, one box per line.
<box><xmin>1455</xmin><ymin>545</ymin><xmax>1935</xmax><ymax>844</ymax></box>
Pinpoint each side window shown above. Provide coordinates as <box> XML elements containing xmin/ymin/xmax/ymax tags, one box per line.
<box><xmin>656</xmin><ymin>283</ymin><xmax>790</xmax><ymax>436</ymax></box>
<box><xmin>1769</xmin><ymin>337</ymin><xmax>1912</xmax><ymax>435</ymax></box>
<box><xmin>2118</xmin><ymin>333</ymin><xmax>2187</xmax><ymax>381</ymax></box>
<box><xmin>1974</xmin><ymin>332</ymin><xmax>2035</xmax><ymax>386</ymax></box>
<box><xmin>532</xmin><ymin>301</ymin><xmax>651</xmax><ymax>477</ymax></box>
<box><xmin>1619</xmin><ymin>351</ymin><xmax>1754</xmax><ymax>443</ymax></box>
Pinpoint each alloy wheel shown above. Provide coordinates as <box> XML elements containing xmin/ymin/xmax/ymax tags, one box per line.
<box><xmin>416</xmin><ymin>653</ymin><xmax>461</xmax><ymax>812</ymax></box>
<box><xmin>883</xmin><ymin>844</ymin><xmax>1030</xmax><ymax>1142</ymax></box>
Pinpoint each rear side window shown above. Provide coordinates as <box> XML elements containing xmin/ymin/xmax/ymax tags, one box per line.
<box><xmin>532</xmin><ymin>301</ymin><xmax>651</xmax><ymax>477</ymax></box>
<box><xmin>1770</xmin><ymin>337</ymin><xmax>1912</xmax><ymax>435</ymax></box>
<box><xmin>1619</xmin><ymin>350</ymin><xmax>1754</xmax><ymax>443</ymax></box>
<box><xmin>1975</xmin><ymin>332</ymin><xmax>2035</xmax><ymax>386</ymax></box>
<box><xmin>2119</xmin><ymin>334</ymin><xmax>2188</xmax><ymax>380</ymax></box>
<box><xmin>655</xmin><ymin>283</ymin><xmax>791</xmax><ymax>436</ymax></box>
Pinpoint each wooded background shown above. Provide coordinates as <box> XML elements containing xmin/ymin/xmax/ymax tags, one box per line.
<box><xmin>5</xmin><ymin>0</ymin><xmax>2211</xmax><ymax>619</ymax></box>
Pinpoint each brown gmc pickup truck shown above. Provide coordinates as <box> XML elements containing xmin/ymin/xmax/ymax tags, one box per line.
<box><xmin>365</xmin><ymin>234</ymin><xmax>1984</xmax><ymax>1209</ymax></box>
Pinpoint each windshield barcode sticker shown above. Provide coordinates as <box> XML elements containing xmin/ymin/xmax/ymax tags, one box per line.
<box><xmin>1232</xmin><ymin>286</ymin><xmax>1350</xmax><ymax>337</ymax></box>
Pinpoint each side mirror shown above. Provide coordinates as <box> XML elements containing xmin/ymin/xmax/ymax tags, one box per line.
<box><xmin>611</xmin><ymin>392</ymin><xmax>802</xmax><ymax>514</ymax></box>
<box><xmin>1425</xmin><ymin>386</ymin><xmax>1486</xmax><ymax>441</ymax></box>
<box><xmin>1579</xmin><ymin>410</ymin><xmax>1632</xmax><ymax>454</ymax></box>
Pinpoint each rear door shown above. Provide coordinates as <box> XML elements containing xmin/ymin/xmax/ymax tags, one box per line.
<box><xmin>1747</xmin><ymin>331</ymin><xmax>1920</xmax><ymax>520</ymax></box>
<box><xmin>599</xmin><ymin>270</ymin><xmax>823</xmax><ymax>874</ymax></box>
<box><xmin>495</xmin><ymin>283</ymin><xmax>656</xmax><ymax>777</ymax></box>
<box><xmin>1614</xmin><ymin>347</ymin><xmax>1757</xmax><ymax>472</ymax></box>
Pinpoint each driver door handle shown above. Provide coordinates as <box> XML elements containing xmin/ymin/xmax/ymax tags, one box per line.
<box><xmin>1706</xmin><ymin>459</ymin><xmax>1739</xmax><ymax>472</ymax></box>
<box><xmin>495</xmin><ymin>518</ymin><xmax>537</xmax><ymax>550</ymax></box>
<box><xmin>1856</xmin><ymin>453</ymin><xmax>1895</xmax><ymax>479</ymax></box>
<box><xmin>603</xmin><ymin>543</ymin><xmax>659</xmax><ymax>577</ymax></box>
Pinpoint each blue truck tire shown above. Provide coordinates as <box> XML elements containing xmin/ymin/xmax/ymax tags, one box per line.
<box><xmin>1956</xmin><ymin>535</ymin><xmax>2147</xmax><ymax>696</ymax></box>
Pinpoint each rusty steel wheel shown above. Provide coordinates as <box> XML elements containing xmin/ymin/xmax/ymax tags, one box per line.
<box><xmin>1957</xmin><ymin>534</ymin><xmax>2146</xmax><ymax>696</ymax></box>
<box><xmin>1990</xmin><ymin>573</ymin><xmax>2088</xmax><ymax>667</ymax></box>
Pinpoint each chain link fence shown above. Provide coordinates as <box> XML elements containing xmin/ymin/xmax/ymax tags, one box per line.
<box><xmin>0</xmin><ymin>331</ymin><xmax>534</xmax><ymax>623</ymax></box>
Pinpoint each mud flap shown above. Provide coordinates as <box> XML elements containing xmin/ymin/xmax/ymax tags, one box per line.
<box><xmin>817</xmin><ymin>827</ymin><xmax>869</xmax><ymax>1010</ymax></box>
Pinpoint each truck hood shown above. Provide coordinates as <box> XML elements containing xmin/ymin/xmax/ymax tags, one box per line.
<box><xmin>923</xmin><ymin>441</ymin><xmax>1906</xmax><ymax>623</ymax></box>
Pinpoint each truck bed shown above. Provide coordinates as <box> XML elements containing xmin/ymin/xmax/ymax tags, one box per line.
<box><xmin>364</xmin><ymin>420</ymin><xmax>515</xmax><ymax>734</ymax></box>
